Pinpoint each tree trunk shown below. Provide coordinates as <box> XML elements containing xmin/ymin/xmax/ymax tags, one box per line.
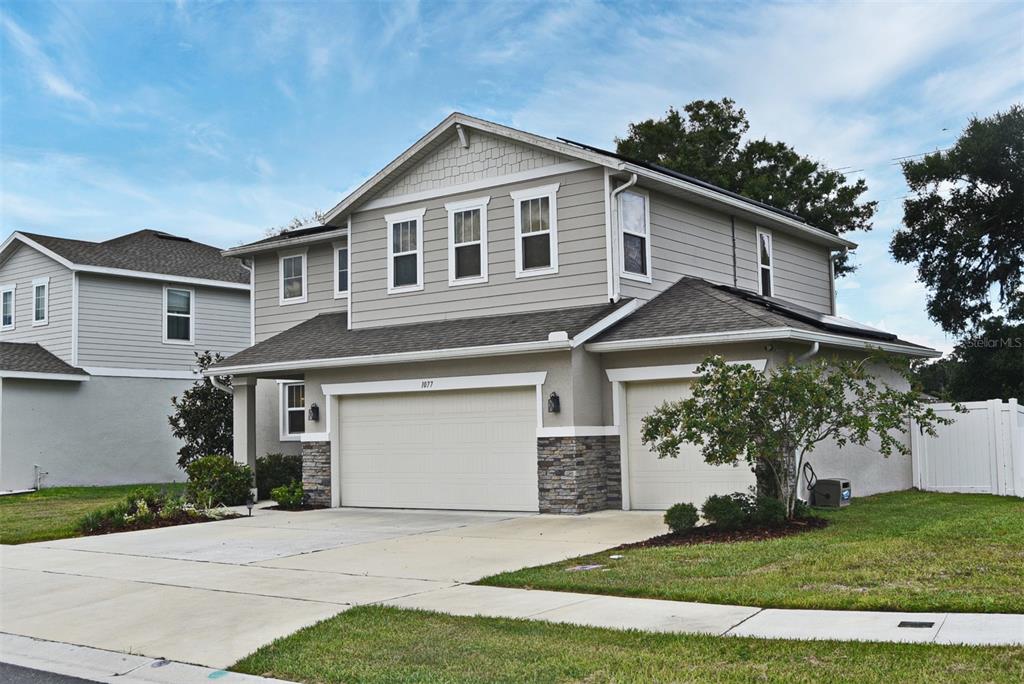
<box><xmin>754</xmin><ymin>459</ymin><xmax>781</xmax><ymax>501</ymax></box>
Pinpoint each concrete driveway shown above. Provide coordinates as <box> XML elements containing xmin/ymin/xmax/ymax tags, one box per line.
<box><xmin>0</xmin><ymin>507</ymin><xmax>664</xmax><ymax>669</ymax></box>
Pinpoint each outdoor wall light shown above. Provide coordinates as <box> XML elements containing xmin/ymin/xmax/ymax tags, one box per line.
<box><xmin>308</xmin><ymin>403</ymin><xmax>320</xmax><ymax>422</ymax></box>
<box><xmin>547</xmin><ymin>392</ymin><xmax>561</xmax><ymax>414</ymax></box>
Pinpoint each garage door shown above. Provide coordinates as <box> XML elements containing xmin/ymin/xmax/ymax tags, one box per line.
<box><xmin>339</xmin><ymin>387</ymin><xmax>539</xmax><ymax>511</ymax></box>
<box><xmin>626</xmin><ymin>380</ymin><xmax>755</xmax><ymax>510</ymax></box>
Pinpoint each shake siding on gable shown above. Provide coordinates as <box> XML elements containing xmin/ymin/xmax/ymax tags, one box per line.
<box><xmin>350</xmin><ymin>166</ymin><xmax>609</xmax><ymax>328</ymax></box>
<box><xmin>77</xmin><ymin>274</ymin><xmax>250</xmax><ymax>370</ymax></box>
<box><xmin>0</xmin><ymin>245</ymin><xmax>74</xmax><ymax>363</ymax></box>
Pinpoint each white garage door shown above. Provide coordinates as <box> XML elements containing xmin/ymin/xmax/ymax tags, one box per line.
<box><xmin>339</xmin><ymin>387</ymin><xmax>539</xmax><ymax>511</ymax></box>
<box><xmin>626</xmin><ymin>380</ymin><xmax>755</xmax><ymax>510</ymax></box>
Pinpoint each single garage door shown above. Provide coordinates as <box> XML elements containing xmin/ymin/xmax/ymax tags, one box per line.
<box><xmin>626</xmin><ymin>379</ymin><xmax>755</xmax><ymax>510</ymax></box>
<box><xmin>339</xmin><ymin>386</ymin><xmax>539</xmax><ymax>511</ymax></box>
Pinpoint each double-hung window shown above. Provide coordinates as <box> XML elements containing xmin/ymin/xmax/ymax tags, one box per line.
<box><xmin>618</xmin><ymin>189</ymin><xmax>651</xmax><ymax>282</ymax></box>
<box><xmin>385</xmin><ymin>208</ymin><xmax>425</xmax><ymax>294</ymax></box>
<box><xmin>333</xmin><ymin>240</ymin><xmax>349</xmax><ymax>298</ymax></box>
<box><xmin>163</xmin><ymin>286</ymin><xmax>194</xmax><ymax>344</ymax></box>
<box><xmin>511</xmin><ymin>183</ymin><xmax>559</xmax><ymax>277</ymax></box>
<box><xmin>445</xmin><ymin>196</ymin><xmax>489</xmax><ymax>285</ymax></box>
<box><xmin>281</xmin><ymin>382</ymin><xmax>305</xmax><ymax>440</ymax></box>
<box><xmin>757</xmin><ymin>229</ymin><xmax>774</xmax><ymax>297</ymax></box>
<box><xmin>31</xmin><ymin>277</ymin><xmax>48</xmax><ymax>326</ymax></box>
<box><xmin>279</xmin><ymin>252</ymin><xmax>307</xmax><ymax>304</ymax></box>
<box><xmin>1</xmin><ymin>284</ymin><xmax>14</xmax><ymax>331</ymax></box>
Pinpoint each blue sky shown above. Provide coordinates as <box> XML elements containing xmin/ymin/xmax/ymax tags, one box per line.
<box><xmin>1</xmin><ymin>1</ymin><xmax>1021</xmax><ymax>354</ymax></box>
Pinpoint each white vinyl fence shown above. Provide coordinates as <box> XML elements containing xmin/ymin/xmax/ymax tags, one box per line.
<box><xmin>911</xmin><ymin>399</ymin><xmax>1024</xmax><ymax>497</ymax></box>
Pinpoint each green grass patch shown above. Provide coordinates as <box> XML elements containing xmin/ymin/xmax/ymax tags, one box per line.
<box><xmin>232</xmin><ymin>605</ymin><xmax>1024</xmax><ymax>684</ymax></box>
<box><xmin>480</xmin><ymin>490</ymin><xmax>1024</xmax><ymax>613</ymax></box>
<box><xmin>0</xmin><ymin>483</ymin><xmax>184</xmax><ymax>545</ymax></box>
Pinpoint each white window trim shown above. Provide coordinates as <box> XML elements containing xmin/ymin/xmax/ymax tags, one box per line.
<box><xmin>162</xmin><ymin>285</ymin><xmax>195</xmax><ymax>346</ymax></box>
<box><xmin>278</xmin><ymin>250</ymin><xmax>308</xmax><ymax>305</ymax></box>
<box><xmin>1</xmin><ymin>283</ymin><xmax>15</xmax><ymax>331</ymax></box>
<box><xmin>385</xmin><ymin>207</ymin><xmax>426</xmax><ymax>294</ymax></box>
<box><xmin>31</xmin><ymin>276</ymin><xmax>49</xmax><ymax>327</ymax></box>
<box><xmin>511</xmin><ymin>183</ymin><xmax>559</xmax><ymax>278</ymax></box>
<box><xmin>617</xmin><ymin>188</ymin><xmax>653</xmax><ymax>284</ymax></box>
<box><xmin>756</xmin><ymin>228</ymin><xmax>775</xmax><ymax>296</ymax></box>
<box><xmin>445</xmin><ymin>195</ymin><xmax>490</xmax><ymax>286</ymax></box>
<box><xmin>279</xmin><ymin>381</ymin><xmax>305</xmax><ymax>441</ymax></box>
<box><xmin>332</xmin><ymin>239</ymin><xmax>350</xmax><ymax>299</ymax></box>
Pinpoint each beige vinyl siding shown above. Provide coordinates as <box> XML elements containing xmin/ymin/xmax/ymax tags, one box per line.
<box><xmin>770</xmin><ymin>231</ymin><xmax>833</xmax><ymax>313</ymax></box>
<box><xmin>77</xmin><ymin>274</ymin><xmax>250</xmax><ymax>370</ymax></box>
<box><xmin>253</xmin><ymin>240</ymin><xmax>346</xmax><ymax>343</ymax></box>
<box><xmin>351</xmin><ymin>166</ymin><xmax>609</xmax><ymax>328</ymax></box>
<box><xmin>0</xmin><ymin>244</ymin><xmax>74</xmax><ymax>363</ymax></box>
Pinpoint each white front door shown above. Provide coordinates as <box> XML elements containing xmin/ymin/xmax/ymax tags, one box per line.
<box><xmin>338</xmin><ymin>386</ymin><xmax>539</xmax><ymax>511</ymax></box>
<box><xmin>626</xmin><ymin>379</ymin><xmax>755</xmax><ymax>510</ymax></box>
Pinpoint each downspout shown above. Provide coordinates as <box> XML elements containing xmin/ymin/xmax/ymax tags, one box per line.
<box><xmin>730</xmin><ymin>216</ymin><xmax>738</xmax><ymax>287</ymax></box>
<box><xmin>210</xmin><ymin>376</ymin><xmax>232</xmax><ymax>395</ymax></box>
<box><xmin>796</xmin><ymin>341</ymin><xmax>820</xmax><ymax>362</ymax></box>
<box><xmin>609</xmin><ymin>173</ymin><xmax>638</xmax><ymax>301</ymax></box>
<box><xmin>795</xmin><ymin>339</ymin><xmax>820</xmax><ymax>503</ymax></box>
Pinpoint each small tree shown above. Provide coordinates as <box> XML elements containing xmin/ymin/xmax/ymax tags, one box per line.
<box><xmin>169</xmin><ymin>351</ymin><xmax>233</xmax><ymax>469</ymax></box>
<box><xmin>640</xmin><ymin>355</ymin><xmax>954</xmax><ymax>518</ymax></box>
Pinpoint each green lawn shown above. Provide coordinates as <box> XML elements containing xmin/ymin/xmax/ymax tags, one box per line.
<box><xmin>481</xmin><ymin>490</ymin><xmax>1024</xmax><ymax>613</ymax></box>
<box><xmin>232</xmin><ymin>606</ymin><xmax>1024</xmax><ymax>684</ymax></box>
<box><xmin>0</xmin><ymin>483</ymin><xmax>184</xmax><ymax>545</ymax></box>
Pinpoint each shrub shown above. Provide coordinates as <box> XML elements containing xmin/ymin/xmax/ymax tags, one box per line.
<box><xmin>792</xmin><ymin>498</ymin><xmax>812</xmax><ymax>520</ymax></box>
<box><xmin>750</xmin><ymin>495</ymin><xmax>787</xmax><ymax>527</ymax></box>
<box><xmin>664</xmin><ymin>502</ymin><xmax>699</xmax><ymax>533</ymax></box>
<box><xmin>186</xmin><ymin>455</ymin><xmax>253</xmax><ymax>507</ymax></box>
<box><xmin>271</xmin><ymin>481</ymin><xmax>305</xmax><ymax>509</ymax></box>
<box><xmin>256</xmin><ymin>453</ymin><xmax>302</xmax><ymax>500</ymax></box>
<box><xmin>701</xmin><ymin>493</ymin><xmax>752</xmax><ymax>531</ymax></box>
<box><xmin>77</xmin><ymin>487</ymin><xmax>199</xmax><ymax>535</ymax></box>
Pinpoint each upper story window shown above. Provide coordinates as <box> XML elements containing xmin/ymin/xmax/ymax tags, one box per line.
<box><xmin>281</xmin><ymin>382</ymin><xmax>305</xmax><ymax>440</ymax></box>
<box><xmin>385</xmin><ymin>208</ymin><xmax>425</xmax><ymax>294</ymax></box>
<box><xmin>445</xmin><ymin>196</ymin><xmax>490</xmax><ymax>286</ymax></box>
<box><xmin>511</xmin><ymin>183</ymin><xmax>559</xmax><ymax>278</ymax></box>
<box><xmin>757</xmin><ymin>229</ymin><xmax>774</xmax><ymax>297</ymax></box>
<box><xmin>1</xmin><ymin>284</ymin><xmax>14</xmax><ymax>331</ymax></box>
<box><xmin>279</xmin><ymin>251</ymin><xmax>308</xmax><ymax>305</ymax></box>
<box><xmin>32</xmin><ymin>277</ymin><xmax>49</xmax><ymax>326</ymax></box>
<box><xmin>618</xmin><ymin>189</ymin><xmax>652</xmax><ymax>282</ymax></box>
<box><xmin>163</xmin><ymin>286</ymin><xmax>194</xmax><ymax>344</ymax></box>
<box><xmin>334</xmin><ymin>240</ymin><xmax>349</xmax><ymax>298</ymax></box>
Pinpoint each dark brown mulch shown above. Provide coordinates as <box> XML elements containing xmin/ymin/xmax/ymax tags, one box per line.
<box><xmin>82</xmin><ymin>512</ymin><xmax>239</xmax><ymax>537</ymax></box>
<box><xmin>616</xmin><ymin>517</ymin><xmax>830</xmax><ymax>550</ymax></box>
<box><xmin>264</xmin><ymin>504</ymin><xmax>327</xmax><ymax>511</ymax></box>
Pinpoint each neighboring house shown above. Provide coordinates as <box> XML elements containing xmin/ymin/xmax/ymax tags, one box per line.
<box><xmin>212</xmin><ymin>113</ymin><xmax>938</xmax><ymax>514</ymax></box>
<box><xmin>0</xmin><ymin>229</ymin><xmax>293</xmax><ymax>492</ymax></box>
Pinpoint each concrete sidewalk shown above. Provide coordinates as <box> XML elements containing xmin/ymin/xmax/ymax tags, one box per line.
<box><xmin>384</xmin><ymin>584</ymin><xmax>1024</xmax><ymax>646</ymax></box>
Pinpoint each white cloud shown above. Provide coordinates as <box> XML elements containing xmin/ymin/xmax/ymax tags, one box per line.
<box><xmin>1</xmin><ymin>14</ymin><xmax>94</xmax><ymax>109</ymax></box>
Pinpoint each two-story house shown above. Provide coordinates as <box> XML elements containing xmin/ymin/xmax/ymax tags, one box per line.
<box><xmin>213</xmin><ymin>113</ymin><xmax>938</xmax><ymax>514</ymax></box>
<box><xmin>0</xmin><ymin>229</ymin><xmax>294</xmax><ymax>492</ymax></box>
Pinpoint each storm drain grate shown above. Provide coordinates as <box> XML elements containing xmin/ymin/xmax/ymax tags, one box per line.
<box><xmin>897</xmin><ymin>621</ymin><xmax>935</xmax><ymax>628</ymax></box>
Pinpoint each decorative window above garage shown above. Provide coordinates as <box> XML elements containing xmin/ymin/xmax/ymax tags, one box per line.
<box><xmin>445</xmin><ymin>196</ymin><xmax>490</xmax><ymax>286</ymax></box>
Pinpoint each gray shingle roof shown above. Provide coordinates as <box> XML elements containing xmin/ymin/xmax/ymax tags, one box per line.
<box><xmin>17</xmin><ymin>229</ymin><xmax>249</xmax><ymax>284</ymax></box>
<box><xmin>592</xmin><ymin>277</ymin><xmax>931</xmax><ymax>350</ymax></box>
<box><xmin>0</xmin><ymin>342</ymin><xmax>88</xmax><ymax>376</ymax></box>
<box><xmin>215</xmin><ymin>301</ymin><xmax>630</xmax><ymax>370</ymax></box>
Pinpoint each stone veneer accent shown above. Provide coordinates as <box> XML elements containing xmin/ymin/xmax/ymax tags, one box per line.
<box><xmin>301</xmin><ymin>441</ymin><xmax>331</xmax><ymax>508</ymax></box>
<box><xmin>537</xmin><ymin>436</ymin><xmax>621</xmax><ymax>514</ymax></box>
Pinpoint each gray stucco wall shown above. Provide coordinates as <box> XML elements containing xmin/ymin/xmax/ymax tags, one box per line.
<box><xmin>0</xmin><ymin>375</ymin><xmax>187</xmax><ymax>491</ymax></box>
<box><xmin>256</xmin><ymin>378</ymin><xmax>301</xmax><ymax>458</ymax></box>
<box><xmin>0</xmin><ymin>243</ymin><xmax>74</xmax><ymax>363</ymax></box>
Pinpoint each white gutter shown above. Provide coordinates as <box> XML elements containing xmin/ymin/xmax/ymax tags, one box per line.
<box><xmin>0</xmin><ymin>371</ymin><xmax>90</xmax><ymax>381</ymax></box>
<box><xmin>221</xmin><ymin>227</ymin><xmax>350</xmax><ymax>258</ymax></box>
<box><xmin>608</xmin><ymin>173</ymin><xmax>638</xmax><ymax>301</ymax></box>
<box><xmin>585</xmin><ymin>327</ymin><xmax>939</xmax><ymax>358</ymax></box>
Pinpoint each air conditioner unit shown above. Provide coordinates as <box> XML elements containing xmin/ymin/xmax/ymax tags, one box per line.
<box><xmin>811</xmin><ymin>478</ymin><xmax>851</xmax><ymax>508</ymax></box>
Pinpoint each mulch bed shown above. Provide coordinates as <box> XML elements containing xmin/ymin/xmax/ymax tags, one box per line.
<box><xmin>264</xmin><ymin>504</ymin><xmax>328</xmax><ymax>511</ymax></box>
<box><xmin>82</xmin><ymin>512</ymin><xmax>240</xmax><ymax>537</ymax></box>
<box><xmin>615</xmin><ymin>516</ymin><xmax>830</xmax><ymax>550</ymax></box>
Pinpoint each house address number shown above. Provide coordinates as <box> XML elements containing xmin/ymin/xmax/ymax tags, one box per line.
<box><xmin>420</xmin><ymin>380</ymin><xmax>434</xmax><ymax>388</ymax></box>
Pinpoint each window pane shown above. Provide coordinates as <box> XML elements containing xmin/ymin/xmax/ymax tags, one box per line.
<box><xmin>455</xmin><ymin>209</ymin><xmax>480</xmax><ymax>243</ymax></box>
<box><xmin>760</xmin><ymin>267</ymin><xmax>773</xmax><ymax>296</ymax></box>
<box><xmin>283</xmin><ymin>256</ymin><xmax>302</xmax><ymax>279</ymax></box>
<box><xmin>166</xmin><ymin>289</ymin><xmax>190</xmax><ymax>315</ymax></box>
<box><xmin>522</xmin><ymin>233</ymin><xmax>551</xmax><ymax>270</ymax></box>
<box><xmin>34</xmin><ymin>285</ymin><xmax>45</xmax><ymax>320</ymax></box>
<box><xmin>283</xmin><ymin>276</ymin><xmax>303</xmax><ymax>299</ymax></box>
<box><xmin>621</xmin><ymin>192</ymin><xmax>647</xmax><ymax>235</ymax></box>
<box><xmin>759</xmin><ymin>234</ymin><xmax>771</xmax><ymax>266</ymax></box>
<box><xmin>455</xmin><ymin>244</ymin><xmax>481</xmax><ymax>279</ymax></box>
<box><xmin>167</xmin><ymin>315</ymin><xmax>190</xmax><ymax>340</ymax></box>
<box><xmin>393</xmin><ymin>253</ymin><xmax>418</xmax><ymax>287</ymax></box>
<box><xmin>623</xmin><ymin>233</ymin><xmax>647</xmax><ymax>275</ymax></box>
<box><xmin>287</xmin><ymin>384</ymin><xmax>305</xmax><ymax>409</ymax></box>
<box><xmin>521</xmin><ymin>197</ymin><xmax>549</xmax><ymax>234</ymax></box>
<box><xmin>393</xmin><ymin>221</ymin><xmax>417</xmax><ymax>253</ymax></box>
<box><xmin>2</xmin><ymin>291</ymin><xmax>11</xmax><ymax>325</ymax></box>
<box><xmin>337</xmin><ymin>248</ymin><xmax>349</xmax><ymax>292</ymax></box>
<box><xmin>287</xmin><ymin>409</ymin><xmax>304</xmax><ymax>434</ymax></box>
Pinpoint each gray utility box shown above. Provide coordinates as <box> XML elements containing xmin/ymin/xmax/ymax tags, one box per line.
<box><xmin>811</xmin><ymin>479</ymin><xmax>852</xmax><ymax>508</ymax></box>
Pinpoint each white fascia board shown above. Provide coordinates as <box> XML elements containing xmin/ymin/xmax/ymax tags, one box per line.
<box><xmin>606</xmin><ymin>359</ymin><xmax>768</xmax><ymax>383</ymax></box>
<box><xmin>81</xmin><ymin>366</ymin><xmax>198</xmax><ymax>379</ymax></box>
<box><xmin>536</xmin><ymin>425</ymin><xmax>619</xmax><ymax>437</ymax></box>
<box><xmin>4</xmin><ymin>233</ymin><xmax>76</xmax><ymax>269</ymax></box>
<box><xmin>571</xmin><ymin>299</ymin><xmax>642</xmax><ymax>348</ymax></box>
<box><xmin>221</xmin><ymin>228</ymin><xmax>350</xmax><ymax>258</ymax></box>
<box><xmin>207</xmin><ymin>339</ymin><xmax>571</xmax><ymax>376</ymax></box>
<box><xmin>322</xmin><ymin>371</ymin><xmax>547</xmax><ymax>397</ymax></box>
<box><xmin>587</xmin><ymin>327</ymin><xmax>940</xmax><ymax>358</ymax></box>
<box><xmin>0</xmin><ymin>371</ymin><xmax>89</xmax><ymax>382</ymax></box>
<box><xmin>619</xmin><ymin>163</ymin><xmax>857</xmax><ymax>250</ymax></box>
